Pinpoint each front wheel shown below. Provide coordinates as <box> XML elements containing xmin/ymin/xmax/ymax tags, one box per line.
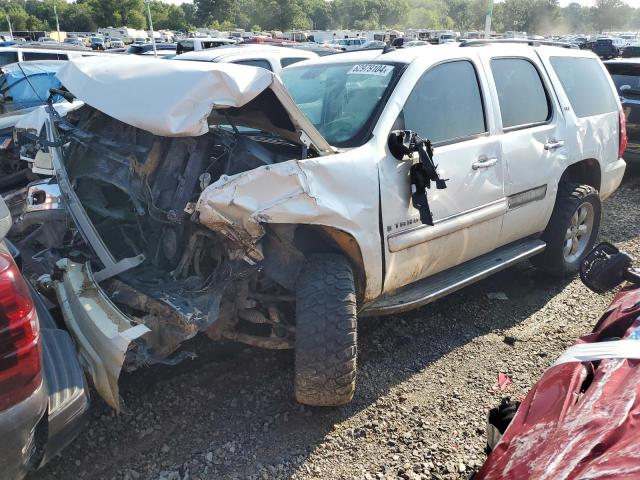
<box><xmin>294</xmin><ymin>254</ymin><xmax>357</xmax><ymax>406</ymax></box>
<box><xmin>532</xmin><ymin>183</ymin><xmax>601</xmax><ymax>276</ymax></box>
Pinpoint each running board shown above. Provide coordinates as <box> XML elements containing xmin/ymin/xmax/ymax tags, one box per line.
<box><xmin>362</xmin><ymin>239</ymin><xmax>546</xmax><ymax>317</ymax></box>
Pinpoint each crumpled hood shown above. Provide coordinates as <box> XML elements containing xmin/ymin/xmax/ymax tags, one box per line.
<box><xmin>56</xmin><ymin>56</ymin><xmax>333</xmax><ymax>154</ymax></box>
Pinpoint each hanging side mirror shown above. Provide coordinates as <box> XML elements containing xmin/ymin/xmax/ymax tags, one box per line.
<box><xmin>388</xmin><ymin>129</ymin><xmax>417</xmax><ymax>161</ymax></box>
<box><xmin>580</xmin><ymin>242</ymin><xmax>640</xmax><ymax>293</ymax></box>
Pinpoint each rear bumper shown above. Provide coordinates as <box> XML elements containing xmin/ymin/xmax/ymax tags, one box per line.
<box><xmin>0</xmin><ymin>384</ymin><xmax>46</xmax><ymax>480</ymax></box>
<box><xmin>0</xmin><ymin>243</ymin><xmax>88</xmax><ymax>479</ymax></box>
<box><xmin>0</xmin><ymin>325</ymin><xmax>89</xmax><ymax>480</ymax></box>
<box><xmin>601</xmin><ymin>158</ymin><xmax>627</xmax><ymax>200</ymax></box>
<box><xmin>28</xmin><ymin>280</ymin><xmax>90</xmax><ymax>468</ymax></box>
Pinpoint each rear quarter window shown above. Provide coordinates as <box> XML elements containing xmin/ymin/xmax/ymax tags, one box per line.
<box><xmin>550</xmin><ymin>56</ymin><xmax>618</xmax><ymax>118</ymax></box>
<box><xmin>22</xmin><ymin>52</ymin><xmax>66</xmax><ymax>61</ymax></box>
<box><xmin>0</xmin><ymin>51</ymin><xmax>18</xmax><ymax>66</ymax></box>
<box><xmin>280</xmin><ymin>57</ymin><xmax>307</xmax><ymax>68</ymax></box>
<box><xmin>605</xmin><ymin>62</ymin><xmax>640</xmax><ymax>95</ymax></box>
<box><xmin>177</xmin><ymin>41</ymin><xmax>194</xmax><ymax>54</ymax></box>
<box><xmin>232</xmin><ymin>59</ymin><xmax>272</xmax><ymax>71</ymax></box>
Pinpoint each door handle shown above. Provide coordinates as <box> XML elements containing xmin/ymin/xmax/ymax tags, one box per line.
<box><xmin>544</xmin><ymin>140</ymin><xmax>565</xmax><ymax>150</ymax></box>
<box><xmin>472</xmin><ymin>157</ymin><xmax>498</xmax><ymax>170</ymax></box>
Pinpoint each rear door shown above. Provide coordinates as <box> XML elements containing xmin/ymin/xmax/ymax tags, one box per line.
<box><xmin>477</xmin><ymin>49</ymin><xmax>565</xmax><ymax>246</ymax></box>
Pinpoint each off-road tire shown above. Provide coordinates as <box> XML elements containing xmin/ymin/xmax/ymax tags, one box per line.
<box><xmin>294</xmin><ymin>254</ymin><xmax>357</xmax><ymax>406</ymax></box>
<box><xmin>532</xmin><ymin>182</ymin><xmax>601</xmax><ymax>277</ymax></box>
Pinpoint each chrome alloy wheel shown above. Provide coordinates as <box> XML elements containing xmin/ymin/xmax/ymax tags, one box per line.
<box><xmin>563</xmin><ymin>202</ymin><xmax>594</xmax><ymax>263</ymax></box>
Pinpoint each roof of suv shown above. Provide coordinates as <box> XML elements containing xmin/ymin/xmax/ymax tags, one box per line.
<box><xmin>292</xmin><ymin>43</ymin><xmax>596</xmax><ymax>67</ymax></box>
<box><xmin>175</xmin><ymin>44</ymin><xmax>318</xmax><ymax>63</ymax></box>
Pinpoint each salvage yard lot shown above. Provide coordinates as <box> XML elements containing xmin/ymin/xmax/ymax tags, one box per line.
<box><xmin>34</xmin><ymin>172</ymin><xmax>640</xmax><ymax>480</ymax></box>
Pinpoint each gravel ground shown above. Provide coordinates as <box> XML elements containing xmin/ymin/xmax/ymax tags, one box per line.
<box><xmin>31</xmin><ymin>172</ymin><xmax>640</xmax><ymax>480</ymax></box>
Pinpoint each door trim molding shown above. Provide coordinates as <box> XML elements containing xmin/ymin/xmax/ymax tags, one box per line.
<box><xmin>507</xmin><ymin>184</ymin><xmax>547</xmax><ymax>209</ymax></box>
<box><xmin>387</xmin><ymin>199</ymin><xmax>507</xmax><ymax>253</ymax></box>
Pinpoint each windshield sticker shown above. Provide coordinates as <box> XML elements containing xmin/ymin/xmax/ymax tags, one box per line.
<box><xmin>348</xmin><ymin>64</ymin><xmax>394</xmax><ymax>76</ymax></box>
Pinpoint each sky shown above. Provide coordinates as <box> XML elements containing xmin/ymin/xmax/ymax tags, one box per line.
<box><xmin>557</xmin><ymin>0</ymin><xmax>640</xmax><ymax>5</ymax></box>
<box><xmin>161</xmin><ymin>0</ymin><xmax>640</xmax><ymax>7</ymax></box>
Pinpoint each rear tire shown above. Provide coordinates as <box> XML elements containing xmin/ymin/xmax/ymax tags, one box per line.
<box><xmin>532</xmin><ymin>182</ymin><xmax>601</xmax><ymax>277</ymax></box>
<box><xmin>294</xmin><ymin>254</ymin><xmax>357</xmax><ymax>406</ymax></box>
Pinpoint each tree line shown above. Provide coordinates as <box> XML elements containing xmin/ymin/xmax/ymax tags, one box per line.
<box><xmin>0</xmin><ymin>0</ymin><xmax>638</xmax><ymax>36</ymax></box>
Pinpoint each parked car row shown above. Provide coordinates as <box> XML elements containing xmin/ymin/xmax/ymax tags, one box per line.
<box><xmin>0</xmin><ymin>40</ymin><xmax>635</xmax><ymax>479</ymax></box>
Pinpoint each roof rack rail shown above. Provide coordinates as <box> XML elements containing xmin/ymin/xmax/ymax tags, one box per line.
<box><xmin>459</xmin><ymin>39</ymin><xmax>578</xmax><ymax>49</ymax></box>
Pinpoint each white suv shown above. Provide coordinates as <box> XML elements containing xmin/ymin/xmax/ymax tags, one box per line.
<box><xmin>32</xmin><ymin>44</ymin><xmax>625</xmax><ymax>409</ymax></box>
<box><xmin>174</xmin><ymin>44</ymin><xmax>318</xmax><ymax>73</ymax></box>
<box><xmin>334</xmin><ymin>37</ymin><xmax>367</xmax><ymax>51</ymax></box>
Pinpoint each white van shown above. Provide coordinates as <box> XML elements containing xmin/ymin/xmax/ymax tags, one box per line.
<box><xmin>0</xmin><ymin>45</ymin><xmax>108</xmax><ymax>68</ymax></box>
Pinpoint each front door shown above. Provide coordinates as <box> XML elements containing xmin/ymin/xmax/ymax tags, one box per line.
<box><xmin>379</xmin><ymin>58</ymin><xmax>505</xmax><ymax>293</ymax></box>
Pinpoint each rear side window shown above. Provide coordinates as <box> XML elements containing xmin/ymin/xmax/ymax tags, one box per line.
<box><xmin>202</xmin><ymin>41</ymin><xmax>227</xmax><ymax>49</ymax></box>
<box><xmin>400</xmin><ymin>60</ymin><xmax>486</xmax><ymax>144</ymax></box>
<box><xmin>177</xmin><ymin>40</ymin><xmax>194</xmax><ymax>54</ymax></box>
<box><xmin>232</xmin><ymin>59</ymin><xmax>272</xmax><ymax>71</ymax></box>
<box><xmin>551</xmin><ymin>57</ymin><xmax>618</xmax><ymax>117</ymax></box>
<box><xmin>280</xmin><ymin>57</ymin><xmax>307</xmax><ymax>68</ymax></box>
<box><xmin>0</xmin><ymin>51</ymin><xmax>18</xmax><ymax>66</ymax></box>
<box><xmin>606</xmin><ymin>62</ymin><xmax>640</xmax><ymax>97</ymax></box>
<box><xmin>491</xmin><ymin>58</ymin><xmax>550</xmax><ymax>129</ymax></box>
<box><xmin>22</xmin><ymin>52</ymin><xmax>66</xmax><ymax>61</ymax></box>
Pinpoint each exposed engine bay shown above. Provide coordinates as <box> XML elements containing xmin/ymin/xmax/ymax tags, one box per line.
<box><xmin>17</xmin><ymin>104</ymin><xmax>323</xmax><ymax>387</ymax></box>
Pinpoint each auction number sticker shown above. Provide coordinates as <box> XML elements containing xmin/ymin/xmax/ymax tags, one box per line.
<box><xmin>348</xmin><ymin>64</ymin><xmax>394</xmax><ymax>76</ymax></box>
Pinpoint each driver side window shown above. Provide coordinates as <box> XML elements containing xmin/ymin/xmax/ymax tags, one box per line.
<box><xmin>398</xmin><ymin>60</ymin><xmax>487</xmax><ymax>145</ymax></box>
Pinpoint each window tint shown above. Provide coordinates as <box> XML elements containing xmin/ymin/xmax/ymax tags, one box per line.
<box><xmin>280</xmin><ymin>57</ymin><xmax>307</xmax><ymax>68</ymax></box>
<box><xmin>202</xmin><ymin>41</ymin><xmax>226</xmax><ymax>49</ymax></box>
<box><xmin>177</xmin><ymin>40</ymin><xmax>193</xmax><ymax>54</ymax></box>
<box><xmin>22</xmin><ymin>52</ymin><xmax>66</xmax><ymax>61</ymax></box>
<box><xmin>232</xmin><ymin>59</ymin><xmax>272</xmax><ymax>71</ymax></box>
<box><xmin>606</xmin><ymin>62</ymin><xmax>640</xmax><ymax>97</ymax></box>
<box><xmin>552</xmin><ymin>57</ymin><xmax>618</xmax><ymax>117</ymax></box>
<box><xmin>491</xmin><ymin>58</ymin><xmax>550</xmax><ymax>128</ymax></box>
<box><xmin>399</xmin><ymin>60</ymin><xmax>486</xmax><ymax>144</ymax></box>
<box><xmin>0</xmin><ymin>51</ymin><xmax>18</xmax><ymax>66</ymax></box>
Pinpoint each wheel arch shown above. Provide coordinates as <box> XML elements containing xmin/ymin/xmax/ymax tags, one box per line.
<box><xmin>559</xmin><ymin>159</ymin><xmax>601</xmax><ymax>192</ymax></box>
<box><xmin>293</xmin><ymin>224</ymin><xmax>367</xmax><ymax>302</ymax></box>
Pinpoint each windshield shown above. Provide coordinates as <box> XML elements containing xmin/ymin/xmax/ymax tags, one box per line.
<box><xmin>280</xmin><ymin>61</ymin><xmax>402</xmax><ymax>147</ymax></box>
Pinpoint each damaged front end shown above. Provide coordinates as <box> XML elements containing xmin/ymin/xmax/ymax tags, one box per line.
<box><xmin>35</xmin><ymin>57</ymin><xmax>335</xmax><ymax>409</ymax></box>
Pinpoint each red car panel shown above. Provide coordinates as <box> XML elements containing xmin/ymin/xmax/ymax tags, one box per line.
<box><xmin>477</xmin><ymin>287</ymin><xmax>640</xmax><ymax>480</ymax></box>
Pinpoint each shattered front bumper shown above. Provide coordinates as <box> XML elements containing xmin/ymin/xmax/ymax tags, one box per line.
<box><xmin>52</xmin><ymin>259</ymin><xmax>150</xmax><ymax>410</ymax></box>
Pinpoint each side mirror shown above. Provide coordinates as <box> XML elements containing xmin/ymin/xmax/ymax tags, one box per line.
<box><xmin>388</xmin><ymin>129</ymin><xmax>417</xmax><ymax>161</ymax></box>
<box><xmin>580</xmin><ymin>242</ymin><xmax>633</xmax><ymax>293</ymax></box>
